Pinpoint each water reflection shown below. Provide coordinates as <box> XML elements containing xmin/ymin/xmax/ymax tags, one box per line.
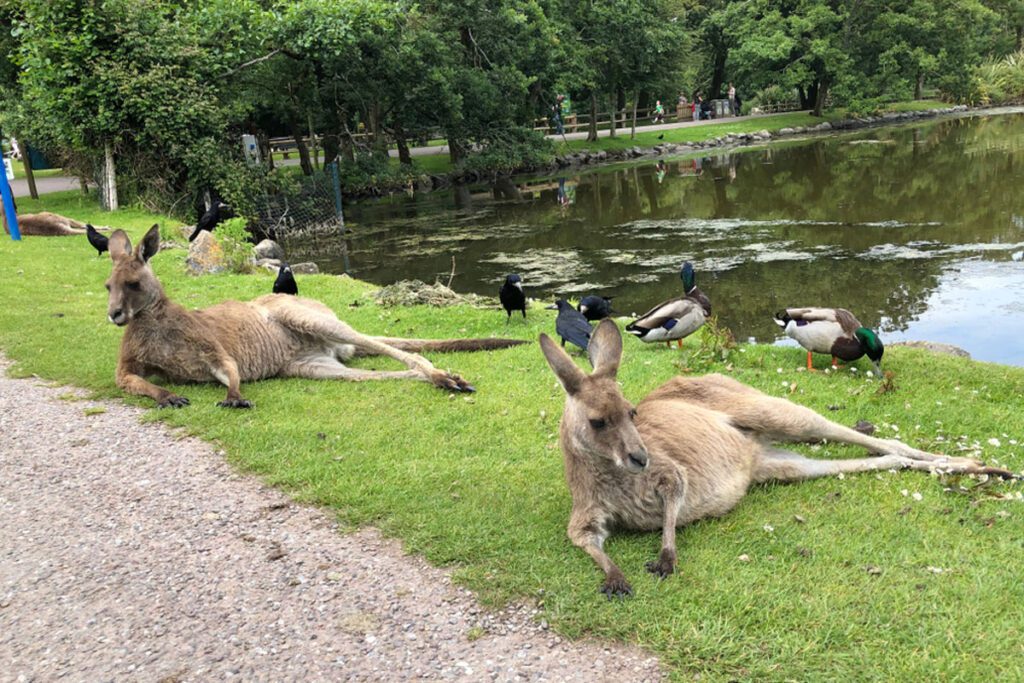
<box><xmin>312</xmin><ymin>112</ymin><xmax>1024</xmax><ymax>364</ymax></box>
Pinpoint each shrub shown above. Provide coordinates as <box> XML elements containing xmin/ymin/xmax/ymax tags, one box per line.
<box><xmin>215</xmin><ymin>217</ymin><xmax>255</xmax><ymax>274</ymax></box>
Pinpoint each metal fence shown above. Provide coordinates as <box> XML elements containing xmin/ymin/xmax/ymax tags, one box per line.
<box><xmin>249</xmin><ymin>162</ymin><xmax>350</xmax><ymax>271</ymax></box>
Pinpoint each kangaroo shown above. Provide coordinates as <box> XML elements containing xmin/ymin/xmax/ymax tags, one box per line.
<box><xmin>107</xmin><ymin>225</ymin><xmax>525</xmax><ymax>408</ymax></box>
<box><xmin>9</xmin><ymin>211</ymin><xmax>100</xmax><ymax>236</ymax></box>
<box><xmin>540</xmin><ymin>319</ymin><xmax>1016</xmax><ymax>598</ymax></box>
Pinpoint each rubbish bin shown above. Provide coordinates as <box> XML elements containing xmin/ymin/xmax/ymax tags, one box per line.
<box><xmin>711</xmin><ymin>99</ymin><xmax>732</xmax><ymax>119</ymax></box>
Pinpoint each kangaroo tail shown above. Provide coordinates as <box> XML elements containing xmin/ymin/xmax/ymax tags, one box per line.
<box><xmin>369</xmin><ymin>337</ymin><xmax>528</xmax><ymax>353</ymax></box>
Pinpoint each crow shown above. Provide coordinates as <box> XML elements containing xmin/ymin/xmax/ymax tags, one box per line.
<box><xmin>499</xmin><ymin>273</ymin><xmax>527</xmax><ymax>323</ymax></box>
<box><xmin>85</xmin><ymin>224</ymin><xmax>109</xmax><ymax>256</ymax></box>
<box><xmin>273</xmin><ymin>263</ymin><xmax>298</xmax><ymax>295</ymax></box>
<box><xmin>189</xmin><ymin>201</ymin><xmax>234</xmax><ymax>242</ymax></box>
<box><xmin>547</xmin><ymin>299</ymin><xmax>593</xmax><ymax>354</ymax></box>
<box><xmin>657</xmin><ymin>133</ymin><xmax>665</xmax><ymax>140</ymax></box>
<box><xmin>577</xmin><ymin>295</ymin><xmax>614</xmax><ymax>322</ymax></box>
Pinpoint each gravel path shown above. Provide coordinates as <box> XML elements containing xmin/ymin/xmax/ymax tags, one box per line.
<box><xmin>0</xmin><ymin>357</ymin><xmax>663</xmax><ymax>682</ymax></box>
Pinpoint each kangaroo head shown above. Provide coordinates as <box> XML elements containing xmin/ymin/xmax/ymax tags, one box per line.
<box><xmin>105</xmin><ymin>224</ymin><xmax>163</xmax><ymax>326</ymax></box>
<box><xmin>540</xmin><ymin>319</ymin><xmax>649</xmax><ymax>473</ymax></box>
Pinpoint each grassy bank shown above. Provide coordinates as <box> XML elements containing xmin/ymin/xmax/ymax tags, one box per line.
<box><xmin>558</xmin><ymin>100</ymin><xmax>949</xmax><ymax>155</ymax></box>
<box><xmin>2</xmin><ymin>194</ymin><xmax>1023</xmax><ymax>681</ymax></box>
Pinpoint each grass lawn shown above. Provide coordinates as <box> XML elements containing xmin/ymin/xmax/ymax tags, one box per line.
<box><xmin>559</xmin><ymin>100</ymin><xmax>950</xmax><ymax>155</ymax></box>
<box><xmin>2</xmin><ymin>192</ymin><xmax>1022</xmax><ymax>681</ymax></box>
<box><xmin>6</xmin><ymin>163</ymin><xmax>68</xmax><ymax>181</ymax></box>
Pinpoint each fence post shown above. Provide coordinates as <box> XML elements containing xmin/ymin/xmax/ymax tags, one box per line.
<box><xmin>328</xmin><ymin>161</ymin><xmax>351</xmax><ymax>273</ymax></box>
<box><xmin>1</xmin><ymin>159</ymin><xmax>21</xmax><ymax>240</ymax></box>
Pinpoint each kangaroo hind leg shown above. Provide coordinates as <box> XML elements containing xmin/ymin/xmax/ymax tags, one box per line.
<box><xmin>754</xmin><ymin>446</ymin><xmax>1015</xmax><ymax>483</ymax></box>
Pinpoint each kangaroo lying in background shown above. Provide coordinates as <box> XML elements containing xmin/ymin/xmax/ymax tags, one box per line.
<box><xmin>107</xmin><ymin>225</ymin><xmax>524</xmax><ymax>408</ymax></box>
<box><xmin>540</xmin><ymin>320</ymin><xmax>1015</xmax><ymax>598</ymax></box>
<box><xmin>10</xmin><ymin>211</ymin><xmax>103</xmax><ymax>236</ymax></box>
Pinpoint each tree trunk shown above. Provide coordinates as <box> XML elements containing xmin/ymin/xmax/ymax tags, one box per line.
<box><xmin>291</xmin><ymin>123</ymin><xmax>313</xmax><ymax>175</ymax></box>
<box><xmin>1017</xmin><ymin>24</ymin><xmax>1023</xmax><ymax>52</ymax></box>
<box><xmin>78</xmin><ymin>177</ymin><xmax>89</xmax><ymax>195</ymax></box>
<box><xmin>630</xmin><ymin>92</ymin><xmax>639</xmax><ymax>139</ymax></box>
<box><xmin>914</xmin><ymin>71</ymin><xmax>924</xmax><ymax>100</ymax></box>
<box><xmin>812</xmin><ymin>80</ymin><xmax>828</xmax><ymax>117</ymax></box>
<box><xmin>20</xmin><ymin>147</ymin><xmax>38</xmax><ymax>200</ymax></box>
<box><xmin>307</xmin><ymin>112</ymin><xmax>319</xmax><ymax>171</ymax></box>
<box><xmin>805</xmin><ymin>82</ymin><xmax>820</xmax><ymax>114</ymax></box>
<box><xmin>394</xmin><ymin>124</ymin><xmax>412</xmax><ymax>166</ymax></box>
<box><xmin>609</xmin><ymin>92</ymin><xmax>617</xmax><ymax>139</ymax></box>
<box><xmin>587</xmin><ymin>92</ymin><xmax>599</xmax><ymax>142</ymax></box>
<box><xmin>102</xmin><ymin>140</ymin><xmax>118</xmax><ymax>211</ymax></box>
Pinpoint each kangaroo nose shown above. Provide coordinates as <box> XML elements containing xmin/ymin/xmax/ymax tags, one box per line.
<box><xmin>627</xmin><ymin>451</ymin><xmax>648</xmax><ymax>470</ymax></box>
<box><xmin>108</xmin><ymin>308</ymin><xmax>125</xmax><ymax>325</ymax></box>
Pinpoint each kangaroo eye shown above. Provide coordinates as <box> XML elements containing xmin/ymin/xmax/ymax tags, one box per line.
<box><xmin>126</xmin><ymin>281</ymin><xmax>141</xmax><ymax>291</ymax></box>
<box><xmin>104</xmin><ymin>283</ymin><xmax>111</xmax><ymax>291</ymax></box>
<box><xmin>629</xmin><ymin>408</ymin><xmax>638</xmax><ymax>420</ymax></box>
<box><xmin>589</xmin><ymin>418</ymin><xmax>606</xmax><ymax>430</ymax></box>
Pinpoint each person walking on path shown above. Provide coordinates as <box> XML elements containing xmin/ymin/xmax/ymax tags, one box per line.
<box><xmin>653</xmin><ymin>100</ymin><xmax>665</xmax><ymax>124</ymax></box>
<box><xmin>728</xmin><ymin>83</ymin><xmax>737</xmax><ymax>116</ymax></box>
<box><xmin>551</xmin><ymin>94</ymin><xmax>565</xmax><ymax>135</ymax></box>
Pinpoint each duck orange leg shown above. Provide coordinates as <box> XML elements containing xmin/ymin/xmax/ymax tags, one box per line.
<box><xmin>677</xmin><ymin>339</ymin><xmax>684</xmax><ymax>349</ymax></box>
<box><xmin>831</xmin><ymin>355</ymin><xmax>845</xmax><ymax>369</ymax></box>
<box><xmin>806</xmin><ymin>351</ymin><xmax>815</xmax><ymax>371</ymax></box>
<box><xmin>666</xmin><ymin>341</ymin><xmax>672</xmax><ymax>349</ymax></box>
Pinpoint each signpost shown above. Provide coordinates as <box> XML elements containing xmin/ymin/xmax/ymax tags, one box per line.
<box><xmin>0</xmin><ymin>157</ymin><xmax>21</xmax><ymax>240</ymax></box>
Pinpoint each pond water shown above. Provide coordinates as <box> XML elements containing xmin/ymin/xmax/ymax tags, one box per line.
<box><xmin>317</xmin><ymin>110</ymin><xmax>1024</xmax><ymax>365</ymax></box>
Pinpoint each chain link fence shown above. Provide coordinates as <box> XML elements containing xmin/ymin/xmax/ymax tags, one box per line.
<box><xmin>248</xmin><ymin>163</ymin><xmax>351</xmax><ymax>271</ymax></box>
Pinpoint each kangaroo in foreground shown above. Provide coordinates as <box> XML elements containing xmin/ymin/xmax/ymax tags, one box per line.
<box><xmin>107</xmin><ymin>225</ymin><xmax>525</xmax><ymax>407</ymax></box>
<box><xmin>540</xmin><ymin>320</ymin><xmax>1015</xmax><ymax>598</ymax></box>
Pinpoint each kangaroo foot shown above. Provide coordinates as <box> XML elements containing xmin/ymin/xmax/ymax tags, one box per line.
<box><xmin>431</xmin><ymin>371</ymin><xmax>476</xmax><ymax>393</ymax></box>
<box><xmin>157</xmin><ymin>394</ymin><xmax>190</xmax><ymax>408</ymax></box>
<box><xmin>645</xmin><ymin>548</ymin><xmax>676</xmax><ymax>579</ymax></box>
<box><xmin>600</xmin><ymin>571</ymin><xmax>633</xmax><ymax>599</ymax></box>
<box><xmin>218</xmin><ymin>398</ymin><xmax>253</xmax><ymax>409</ymax></box>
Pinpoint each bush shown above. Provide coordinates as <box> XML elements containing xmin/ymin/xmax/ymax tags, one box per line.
<box><xmin>972</xmin><ymin>50</ymin><xmax>1024</xmax><ymax>105</ymax></box>
<box><xmin>215</xmin><ymin>217</ymin><xmax>255</xmax><ymax>274</ymax></box>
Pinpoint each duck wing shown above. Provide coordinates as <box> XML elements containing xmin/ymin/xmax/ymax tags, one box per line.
<box><xmin>783</xmin><ymin>307</ymin><xmax>862</xmax><ymax>335</ymax></box>
<box><xmin>628</xmin><ymin>297</ymin><xmax>695</xmax><ymax>331</ymax></box>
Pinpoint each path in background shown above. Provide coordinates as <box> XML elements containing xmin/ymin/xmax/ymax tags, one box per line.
<box><xmin>9</xmin><ymin>174</ymin><xmax>84</xmax><ymax>198</ymax></box>
<box><xmin>0</xmin><ymin>357</ymin><xmax>663</xmax><ymax>682</ymax></box>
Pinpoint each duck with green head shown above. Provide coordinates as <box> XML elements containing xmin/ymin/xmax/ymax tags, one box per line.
<box><xmin>626</xmin><ymin>262</ymin><xmax>711</xmax><ymax>348</ymax></box>
<box><xmin>773</xmin><ymin>307</ymin><xmax>884</xmax><ymax>373</ymax></box>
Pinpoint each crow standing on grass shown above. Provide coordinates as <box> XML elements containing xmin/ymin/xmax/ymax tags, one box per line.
<box><xmin>499</xmin><ymin>273</ymin><xmax>527</xmax><ymax>322</ymax></box>
<box><xmin>273</xmin><ymin>263</ymin><xmax>299</xmax><ymax>295</ymax></box>
<box><xmin>547</xmin><ymin>299</ymin><xmax>593</xmax><ymax>353</ymax></box>
<box><xmin>85</xmin><ymin>224</ymin><xmax>108</xmax><ymax>256</ymax></box>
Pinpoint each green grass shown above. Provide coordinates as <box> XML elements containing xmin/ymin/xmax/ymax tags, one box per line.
<box><xmin>559</xmin><ymin>100</ymin><xmax>951</xmax><ymax>155</ymax></box>
<box><xmin>3</xmin><ymin>194</ymin><xmax>1022</xmax><ymax>682</ymax></box>
<box><xmin>6</xmin><ymin>162</ymin><xmax>68</xmax><ymax>181</ymax></box>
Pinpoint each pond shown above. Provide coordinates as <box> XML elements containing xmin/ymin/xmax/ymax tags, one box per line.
<box><xmin>318</xmin><ymin>110</ymin><xmax>1024</xmax><ymax>366</ymax></box>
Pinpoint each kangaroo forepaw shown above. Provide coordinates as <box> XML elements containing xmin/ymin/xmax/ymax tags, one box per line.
<box><xmin>600</xmin><ymin>574</ymin><xmax>633</xmax><ymax>599</ymax></box>
<box><xmin>217</xmin><ymin>398</ymin><xmax>253</xmax><ymax>409</ymax></box>
<box><xmin>645</xmin><ymin>549</ymin><xmax>677</xmax><ymax>579</ymax></box>
<box><xmin>433</xmin><ymin>372</ymin><xmax>476</xmax><ymax>393</ymax></box>
<box><xmin>157</xmin><ymin>395</ymin><xmax>190</xmax><ymax>408</ymax></box>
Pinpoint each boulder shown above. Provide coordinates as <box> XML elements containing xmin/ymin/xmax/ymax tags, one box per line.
<box><xmin>186</xmin><ymin>231</ymin><xmax>226</xmax><ymax>275</ymax></box>
<box><xmin>256</xmin><ymin>258</ymin><xmax>284</xmax><ymax>271</ymax></box>
<box><xmin>291</xmin><ymin>262</ymin><xmax>319</xmax><ymax>275</ymax></box>
<box><xmin>778</xmin><ymin>127</ymin><xmax>795</xmax><ymax>136</ymax></box>
<box><xmin>254</xmin><ymin>239</ymin><xmax>285</xmax><ymax>261</ymax></box>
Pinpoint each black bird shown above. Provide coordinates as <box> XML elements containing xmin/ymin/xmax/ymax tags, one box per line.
<box><xmin>85</xmin><ymin>224</ymin><xmax>108</xmax><ymax>256</ymax></box>
<box><xmin>657</xmin><ymin>133</ymin><xmax>665</xmax><ymax>140</ymax></box>
<box><xmin>273</xmin><ymin>263</ymin><xmax>298</xmax><ymax>295</ymax></box>
<box><xmin>189</xmin><ymin>200</ymin><xmax>234</xmax><ymax>242</ymax></box>
<box><xmin>499</xmin><ymin>273</ymin><xmax>527</xmax><ymax>323</ymax></box>
<box><xmin>577</xmin><ymin>295</ymin><xmax>614</xmax><ymax>322</ymax></box>
<box><xmin>546</xmin><ymin>299</ymin><xmax>593</xmax><ymax>353</ymax></box>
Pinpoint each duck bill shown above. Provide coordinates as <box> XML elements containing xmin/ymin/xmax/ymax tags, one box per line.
<box><xmin>871</xmin><ymin>359</ymin><xmax>882</xmax><ymax>375</ymax></box>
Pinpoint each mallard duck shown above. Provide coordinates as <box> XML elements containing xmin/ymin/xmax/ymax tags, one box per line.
<box><xmin>773</xmin><ymin>307</ymin><xmax>884</xmax><ymax>372</ymax></box>
<box><xmin>626</xmin><ymin>262</ymin><xmax>711</xmax><ymax>348</ymax></box>
<box><xmin>577</xmin><ymin>295</ymin><xmax>614</xmax><ymax>321</ymax></box>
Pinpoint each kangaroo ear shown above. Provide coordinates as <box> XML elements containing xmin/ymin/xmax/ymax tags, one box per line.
<box><xmin>539</xmin><ymin>333</ymin><xmax>585</xmax><ymax>395</ymax></box>
<box><xmin>588</xmin><ymin>319</ymin><xmax>622</xmax><ymax>378</ymax></box>
<box><xmin>108</xmin><ymin>230</ymin><xmax>132</xmax><ymax>260</ymax></box>
<box><xmin>135</xmin><ymin>224</ymin><xmax>161</xmax><ymax>263</ymax></box>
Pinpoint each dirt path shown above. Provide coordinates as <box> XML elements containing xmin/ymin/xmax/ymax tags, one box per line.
<box><xmin>0</xmin><ymin>358</ymin><xmax>662</xmax><ymax>682</ymax></box>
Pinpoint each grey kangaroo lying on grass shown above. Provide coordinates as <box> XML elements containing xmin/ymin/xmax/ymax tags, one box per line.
<box><xmin>106</xmin><ymin>225</ymin><xmax>525</xmax><ymax>408</ymax></box>
<box><xmin>540</xmin><ymin>319</ymin><xmax>1016</xmax><ymax>598</ymax></box>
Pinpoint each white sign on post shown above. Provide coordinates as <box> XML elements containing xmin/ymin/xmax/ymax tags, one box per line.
<box><xmin>3</xmin><ymin>158</ymin><xmax>12</xmax><ymax>181</ymax></box>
